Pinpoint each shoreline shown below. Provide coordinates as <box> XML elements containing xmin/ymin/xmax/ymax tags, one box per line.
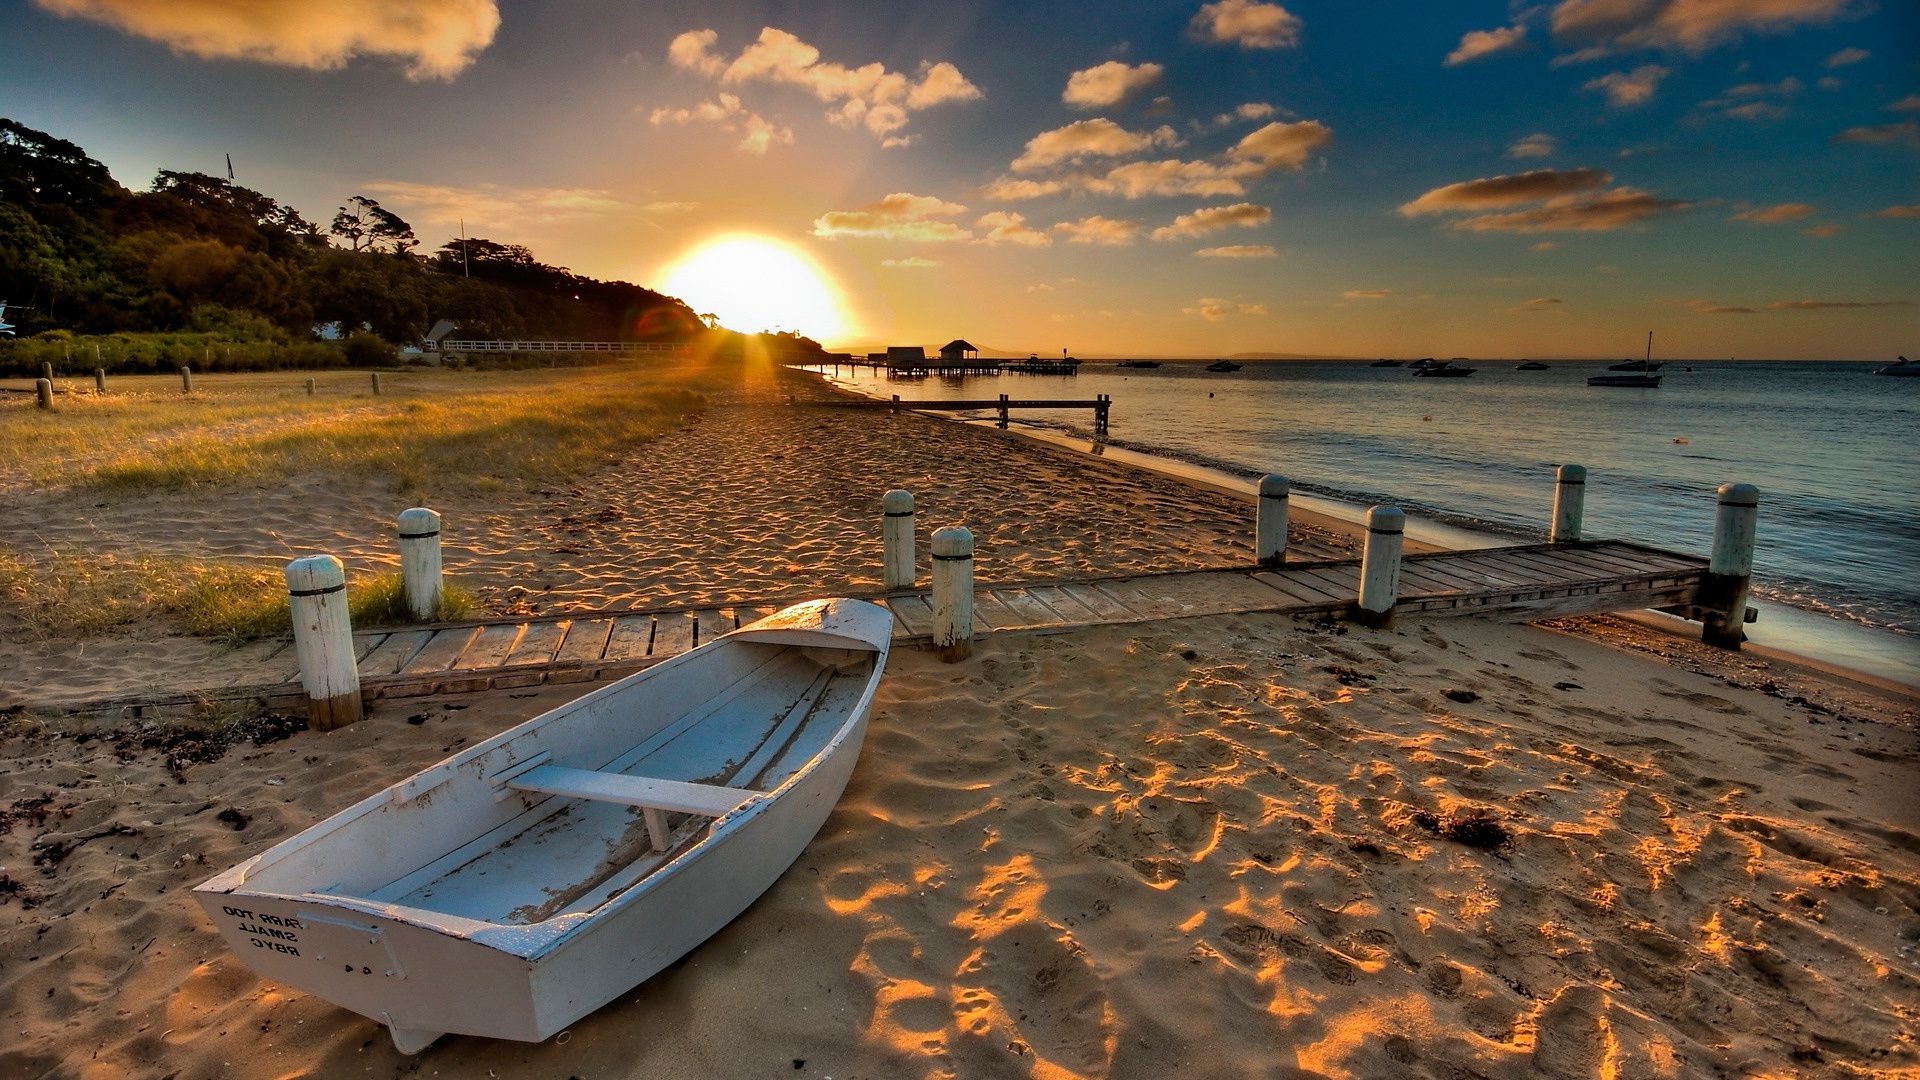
<box><xmin>798</xmin><ymin>365</ymin><xmax>1918</xmax><ymax>692</ymax></box>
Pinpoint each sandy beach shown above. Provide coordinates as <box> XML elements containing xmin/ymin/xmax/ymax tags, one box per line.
<box><xmin>2</xmin><ymin>363</ymin><xmax>1916</xmax><ymax>1079</ymax></box>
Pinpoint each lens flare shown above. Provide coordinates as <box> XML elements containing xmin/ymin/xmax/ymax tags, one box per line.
<box><xmin>657</xmin><ymin>234</ymin><xmax>853</xmax><ymax>341</ymax></box>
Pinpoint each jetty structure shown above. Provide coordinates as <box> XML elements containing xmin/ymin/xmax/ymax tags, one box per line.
<box><xmin>414</xmin><ymin>319</ymin><xmax>688</xmax><ymax>363</ymax></box>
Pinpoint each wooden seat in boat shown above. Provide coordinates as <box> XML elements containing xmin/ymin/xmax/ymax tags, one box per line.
<box><xmin>503</xmin><ymin>763</ymin><xmax>760</xmax><ymax>852</ymax></box>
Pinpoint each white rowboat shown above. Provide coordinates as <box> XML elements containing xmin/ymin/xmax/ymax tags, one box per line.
<box><xmin>195</xmin><ymin>598</ymin><xmax>893</xmax><ymax>1053</ymax></box>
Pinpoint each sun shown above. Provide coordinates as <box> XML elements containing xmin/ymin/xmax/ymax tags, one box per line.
<box><xmin>658</xmin><ymin>234</ymin><xmax>853</xmax><ymax>341</ymax></box>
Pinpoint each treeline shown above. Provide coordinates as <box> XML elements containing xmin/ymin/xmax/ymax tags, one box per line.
<box><xmin>0</xmin><ymin>117</ymin><xmax>711</xmax><ymax>366</ymax></box>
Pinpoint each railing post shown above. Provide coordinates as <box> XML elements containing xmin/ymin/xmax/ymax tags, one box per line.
<box><xmin>891</xmin><ymin>393</ymin><xmax>900</xmax><ymax>415</ymax></box>
<box><xmin>35</xmin><ymin>378</ymin><xmax>52</xmax><ymax>409</ymax></box>
<box><xmin>882</xmin><ymin>489</ymin><xmax>915</xmax><ymax>591</ymax></box>
<box><xmin>1256</xmin><ymin>473</ymin><xmax>1290</xmax><ymax>567</ymax></box>
<box><xmin>285</xmin><ymin>555</ymin><xmax>363</xmax><ymax>731</ymax></box>
<box><xmin>997</xmin><ymin>394</ymin><xmax>1009</xmax><ymax>429</ymax></box>
<box><xmin>180</xmin><ymin>366</ymin><xmax>193</xmax><ymax>394</ymax></box>
<box><xmin>305</xmin><ymin>377</ymin><xmax>315</xmax><ymax>396</ymax></box>
<box><xmin>1550</xmin><ymin>464</ymin><xmax>1586</xmax><ymax>543</ymax></box>
<box><xmin>41</xmin><ymin>362</ymin><xmax>54</xmax><ymax>383</ymax></box>
<box><xmin>371</xmin><ymin>371</ymin><xmax>382</xmax><ymax>395</ymax></box>
<box><xmin>397</xmin><ymin>507</ymin><xmax>444</xmax><ymax>621</ymax></box>
<box><xmin>931</xmin><ymin>526</ymin><xmax>974</xmax><ymax>662</ymax></box>
<box><xmin>1701</xmin><ymin>482</ymin><xmax>1758</xmax><ymax>648</ymax></box>
<box><xmin>1355</xmin><ymin>506</ymin><xmax>1405</xmax><ymax>628</ymax></box>
<box><xmin>94</xmin><ymin>369</ymin><xmax>106</xmax><ymax>394</ymax></box>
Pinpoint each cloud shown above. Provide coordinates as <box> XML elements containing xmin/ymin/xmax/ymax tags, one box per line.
<box><xmin>1151</xmin><ymin>202</ymin><xmax>1272</xmax><ymax>240</ymax></box>
<box><xmin>1765</xmin><ymin>298</ymin><xmax>1911</xmax><ymax>310</ymax></box>
<box><xmin>33</xmin><ymin>0</ymin><xmax>499</xmax><ymax>79</ymax></box>
<box><xmin>812</xmin><ymin>193</ymin><xmax>971</xmax><ymax>242</ymax></box>
<box><xmin>1888</xmin><ymin>95</ymin><xmax>1920</xmax><ymax>113</ymax></box>
<box><xmin>1800</xmin><ymin>223</ymin><xmax>1846</xmax><ymax>237</ymax></box>
<box><xmin>1183</xmin><ymin>297</ymin><xmax>1267</xmax><ymax>320</ymax></box>
<box><xmin>1190</xmin><ymin>0</ymin><xmax>1302</xmax><ymax>49</ymax></box>
<box><xmin>1025</xmin><ymin>282</ymin><xmax>1055</xmax><ymax>293</ymax></box>
<box><xmin>1511</xmin><ymin>296</ymin><xmax>1565</xmax><ymax>312</ymax></box>
<box><xmin>979</xmin><ymin>177</ymin><xmax>1070</xmax><ymax>201</ymax></box>
<box><xmin>1210</xmin><ymin>102</ymin><xmax>1278</xmax><ymax>127</ymax></box>
<box><xmin>1825</xmin><ymin>46</ymin><xmax>1869</xmax><ymax>67</ymax></box>
<box><xmin>1730</xmin><ymin>202</ymin><xmax>1815</xmax><ymax>223</ymax></box>
<box><xmin>1447</xmin><ymin>25</ymin><xmax>1528</xmax><ymax>66</ymax></box>
<box><xmin>1230</xmin><ymin>119</ymin><xmax>1333</xmax><ymax>171</ymax></box>
<box><xmin>1343</xmin><ymin>289</ymin><xmax>1391</xmax><ymax>298</ymax></box>
<box><xmin>1531</xmin><ymin>240</ymin><xmax>1559</xmax><ymax>251</ymax></box>
<box><xmin>361</xmin><ymin>180</ymin><xmax>626</xmax><ymax>225</ymax></box>
<box><xmin>1686</xmin><ymin>299</ymin><xmax>1758</xmax><ymax>314</ymax></box>
<box><xmin>1052</xmin><ymin>215</ymin><xmax>1143</xmax><ymax>245</ymax></box>
<box><xmin>1064</xmin><ymin>61</ymin><xmax>1164</xmax><ymax>108</ymax></box>
<box><xmin>1401</xmin><ymin>168</ymin><xmax>1612</xmax><ymax>214</ymax></box>
<box><xmin>1197</xmin><ymin>245</ymin><xmax>1277</xmax><ymax>258</ymax></box>
<box><xmin>649</xmin><ymin>93</ymin><xmax>793</xmax><ymax>154</ymax></box>
<box><xmin>1453</xmin><ymin>188</ymin><xmax>1688</xmax><ymax>232</ymax></box>
<box><xmin>976</xmin><ymin>211</ymin><xmax>1052</xmax><ymax>247</ymax></box>
<box><xmin>1876</xmin><ymin>204</ymin><xmax>1920</xmax><ymax>218</ymax></box>
<box><xmin>1700</xmin><ymin>76</ymin><xmax>1802</xmax><ymax>120</ymax></box>
<box><xmin>1548</xmin><ymin>0</ymin><xmax>1857</xmax><ymax>56</ymax></box>
<box><xmin>1832</xmin><ymin>120</ymin><xmax>1920</xmax><ymax>146</ymax></box>
<box><xmin>664</xmin><ymin>26</ymin><xmax>980</xmax><ymax>144</ymax></box>
<box><xmin>1818</xmin><ymin>76</ymin><xmax>1843</xmax><ymax>90</ymax></box>
<box><xmin>881</xmin><ymin>256</ymin><xmax>939</xmax><ymax>268</ymax></box>
<box><xmin>1509</xmin><ymin>133</ymin><xmax>1559</xmax><ymax>159</ymax></box>
<box><xmin>640</xmin><ymin>200</ymin><xmax>697</xmax><ymax>214</ymax></box>
<box><xmin>1584</xmin><ymin>65</ymin><xmax>1669</xmax><ymax>108</ymax></box>
<box><xmin>1012</xmin><ymin>118</ymin><xmax>1181</xmax><ymax>172</ymax></box>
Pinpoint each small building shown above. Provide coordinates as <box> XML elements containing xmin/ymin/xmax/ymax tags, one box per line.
<box><xmin>938</xmin><ymin>339</ymin><xmax>978</xmax><ymax>363</ymax></box>
<box><xmin>886</xmin><ymin>345</ymin><xmax>926</xmax><ymax>371</ymax></box>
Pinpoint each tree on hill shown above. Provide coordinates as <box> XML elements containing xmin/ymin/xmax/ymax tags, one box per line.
<box><xmin>330</xmin><ymin>195</ymin><xmax>416</xmax><ymax>254</ymax></box>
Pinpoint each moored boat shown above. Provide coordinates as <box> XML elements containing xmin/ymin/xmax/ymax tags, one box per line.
<box><xmin>1608</xmin><ymin>359</ymin><xmax>1664</xmax><ymax>371</ymax></box>
<box><xmin>1873</xmin><ymin>355</ymin><xmax>1919</xmax><ymax>376</ymax></box>
<box><xmin>1116</xmin><ymin>360</ymin><xmax>1162</xmax><ymax>368</ymax></box>
<box><xmin>1414</xmin><ymin>365</ymin><xmax>1475</xmax><ymax>377</ymax></box>
<box><xmin>195</xmin><ymin>598</ymin><xmax>894</xmax><ymax>1054</ymax></box>
<box><xmin>1369</xmin><ymin>358</ymin><xmax>1405</xmax><ymax>367</ymax></box>
<box><xmin>1205</xmin><ymin>359</ymin><xmax>1242</xmax><ymax>372</ymax></box>
<box><xmin>1516</xmin><ymin>360</ymin><xmax>1549</xmax><ymax>370</ymax></box>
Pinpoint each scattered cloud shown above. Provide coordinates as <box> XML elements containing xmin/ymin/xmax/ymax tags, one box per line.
<box><xmin>1888</xmin><ymin>95</ymin><xmax>1920</xmax><ymax>113</ymax></box>
<box><xmin>1052</xmin><ymin>215</ymin><xmax>1143</xmax><ymax>245</ymax></box>
<box><xmin>812</xmin><ymin>193</ymin><xmax>971</xmax><ymax>241</ymax></box>
<box><xmin>1548</xmin><ymin>0</ymin><xmax>1858</xmax><ymax>57</ymax></box>
<box><xmin>1730</xmin><ymin>202</ymin><xmax>1815</xmax><ymax>224</ymax></box>
<box><xmin>1818</xmin><ymin>76</ymin><xmax>1843</xmax><ymax>90</ymax></box>
<box><xmin>1511</xmin><ymin>296</ymin><xmax>1565</xmax><ymax>312</ymax></box>
<box><xmin>1700</xmin><ymin>76</ymin><xmax>1802</xmax><ymax>121</ymax></box>
<box><xmin>1876</xmin><ymin>204</ymin><xmax>1920</xmax><ymax>218</ymax></box>
<box><xmin>1063</xmin><ymin>61</ymin><xmax>1164</xmax><ymax>108</ymax></box>
<box><xmin>362</xmin><ymin>179</ymin><xmax>625</xmax><ymax>225</ymax></box>
<box><xmin>1447</xmin><ymin>25</ymin><xmax>1528</xmax><ymax>66</ymax></box>
<box><xmin>1766</xmin><ymin>298</ymin><xmax>1911</xmax><ymax>310</ymax></box>
<box><xmin>649</xmin><ymin>93</ymin><xmax>794</xmax><ymax>154</ymax></box>
<box><xmin>1801</xmin><ymin>223</ymin><xmax>1846</xmax><ymax>237</ymax></box>
<box><xmin>1210</xmin><ymin>102</ymin><xmax>1278</xmax><ymax>127</ymax></box>
<box><xmin>881</xmin><ymin>257</ymin><xmax>939</xmax><ymax>268</ymax></box>
<box><xmin>640</xmin><ymin>200</ymin><xmax>697</xmax><ymax>214</ymax></box>
<box><xmin>1190</xmin><ymin>0</ymin><xmax>1302</xmax><ymax>49</ymax></box>
<box><xmin>979</xmin><ymin>177</ymin><xmax>1070</xmax><ymax>201</ymax></box>
<box><xmin>1825</xmin><ymin>46</ymin><xmax>1869</xmax><ymax>67</ymax></box>
<box><xmin>1508</xmin><ymin>133</ymin><xmax>1559</xmax><ymax>159</ymax></box>
<box><xmin>1832</xmin><ymin>120</ymin><xmax>1920</xmax><ymax>146</ymax></box>
<box><xmin>989</xmin><ymin>119</ymin><xmax>1332</xmax><ymax>201</ymax></box>
<box><xmin>1687</xmin><ymin>299</ymin><xmax>1758</xmax><ymax>314</ymax></box>
<box><xmin>1343</xmin><ymin>288</ymin><xmax>1392</xmax><ymax>298</ymax></box>
<box><xmin>1025</xmin><ymin>282</ymin><xmax>1054</xmax><ymax>293</ymax></box>
<box><xmin>1151</xmin><ymin>202</ymin><xmax>1272</xmax><ymax>240</ymax></box>
<box><xmin>1197</xmin><ymin>245</ymin><xmax>1277</xmax><ymax>258</ymax></box>
<box><xmin>1012</xmin><ymin>118</ymin><xmax>1181</xmax><ymax>172</ymax></box>
<box><xmin>1532</xmin><ymin>241</ymin><xmax>1560</xmax><ymax>251</ymax></box>
<box><xmin>1403</xmin><ymin>168</ymin><xmax>1688</xmax><ymax>233</ymax></box>
<box><xmin>976</xmin><ymin>211</ymin><xmax>1052</xmax><ymax>247</ymax></box>
<box><xmin>32</xmin><ymin>0</ymin><xmax>500</xmax><ymax>79</ymax></box>
<box><xmin>1183</xmin><ymin>297</ymin><xmax>1268</xmax><ymax>320</ymax></box>
<box><xmin>664</xmin><ymin>26</ymin><xmax>980</xmax><ymax>143</ymax></box>
<box><xmin>1584</xmin><ymin>65</ymin><xmax>1669</xmax><ymax>108</ymax></box>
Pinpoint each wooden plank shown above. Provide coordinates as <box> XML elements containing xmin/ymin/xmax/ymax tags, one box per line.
<box><xmin>692</xmin><ymin>608</ymin><xmax>734</xmax><ymax>649</ymax></box>
<box><xmin>649</xmin><ymin>612</ymin><xmax>696</xmax><ymax>660</ymax></box>
<box><xmin>1093</xmin><ymin>572</ymin><xmax>1295</xmax><ymax>617</ymax></box>
<box><xmin>1023</xmin><ymin>585</ymin><xmax>1105</xmax><ymax>624</ymax></box>
<box><xmin>1501</xmin><ymin>549</ymin><xmax>1618</xmax><ymax>581</ymax></box>
<box><xmin>882</xmin><ymin>594</ymin><xmax>935</xmax><ymax>636</ymax></box>
<box><xmin>1394</xmin><ymin>566</ymin><xmax>1467</xmax><ymax>598</ymax></box>
<box><xmin>1538</xmin><ymin>546</ymin><xmax>1657</xmax><ymax>577</ymax></box>
<box><xmin>1573</xmin><ymin>544</ymin><xmax>1693</xmax><ymax>574</ymax></box>
<box><xmin>604</xmin><ymin>615</ymin><xmax>659</xmax><ymax>663</ymax></box>
<box><xmin>399</xmin><ymin>627</ymin><xmax>480</xmax><ymax>675</ymax></box>
<box><xmin>1453</xmin><ymin>553</ymin><xmax>1564</xmax><ymax>586</ymax></box>
<box><xmin>357</xmin><ymin>629</ymin><xmax>432</xmax><ymax>678</ymax></box>
<box><xmin>503</xmin><ymin>621</ymin><xmax>569</xmax><ymax>668</ymax></box>
<box><xmin>1059</xmin><ymin>582</ymin><xmax>1140</xmax><ymax>621</ymax></box>
<box><xmin>1294</xmin><ymin>565</ymin><xmax>1361</xmax><ymax>600</ymax></box>
<box><xmin>1592</xmin><ymin>541</ymin><xmax>1706</xmax><ymax>570</ymax></box>
<box><xmin>1400</xmin><ymin>558</ymin><xmax>1498</xmax><ymax>593</ymax></box>
<box><xmin>1249</xmin><ymin>570</ymin><xmax>1347</xmax><ymax>605</ymax></box>
<box><xmin>1419</xmin><ymin>556</ymin><xmax>1526</xmax><ymax>590</ymax></box>
<box><xmin>452</xmin><ymin>624</ymin><xmax>525</xmax><ymax>670</ymax></box>
<box><xmin>508</xmin><ymin>765</ymin><xmax>756</xmax><ymax>817</ymax></box>
<box><xmin>969</xmin><ymin>591</ymin><xmax>1023</xmax><ymax>631</ymax></box>
<box><xmin>354</xmin><ymin>632</ymin><xmax>387</xmax><ymax>663</ymax></box>
<box><xmin>553</xmin><ymin>618</ymin><xmax>615</xmax><ymax>665</ymax></box>
<box><xmin>992</xmin><ymin>588</ymin><xmax>1069</xmax><ymax>628</ymax></box>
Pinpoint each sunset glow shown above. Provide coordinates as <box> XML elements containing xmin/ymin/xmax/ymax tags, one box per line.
<box><xmin>658</xmin><ymin>235</ymin><xmax>853</xmax><ymax>341</ymax></box>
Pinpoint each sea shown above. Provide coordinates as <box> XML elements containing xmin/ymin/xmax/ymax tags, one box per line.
<box><xmin>811</xmin><ymin>359</ymin><xmax>1919</xmax><ymax>684</ymax></box>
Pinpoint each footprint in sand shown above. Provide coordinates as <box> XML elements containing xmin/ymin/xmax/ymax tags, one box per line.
<box><xmin>1649</xmin><ymin>677</ymin><xmax>1748</xmax><ymax>715</ymax></box>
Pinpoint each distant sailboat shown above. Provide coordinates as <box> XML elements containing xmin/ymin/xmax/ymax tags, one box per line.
<box><xmin>1874</xmin><ymin>355</ymin><xmax>1920</xmax><ymax>377</ymax></box>
<box><xmin>1590</xmin><ymin>332</ymin><xmax>1663</xmax><ymax>388</ymax></box>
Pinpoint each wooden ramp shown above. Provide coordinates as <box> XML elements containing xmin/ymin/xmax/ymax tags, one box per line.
<box><xmin>139</xmin><ymin>539</ymin><xmax>1705</xmax><ymax>717</ymax></box>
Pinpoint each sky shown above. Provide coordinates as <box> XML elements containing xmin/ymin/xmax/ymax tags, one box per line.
<box><xmin>4</xmin><ymin>0</ymin><xmax>1917</xmax><ymax>358</ymax></box>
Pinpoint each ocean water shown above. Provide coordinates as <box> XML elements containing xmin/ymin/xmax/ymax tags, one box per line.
<box><xmin>814</xmin><ymin>360</ymin><xmax>1920</xmax><ymax>639</ymax></box>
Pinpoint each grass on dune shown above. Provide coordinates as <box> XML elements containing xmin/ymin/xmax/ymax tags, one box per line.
<box><xmin>0</xmin><ymin>552</ymin><xmax>479</xmax><ymax>643</ymax></box>
<box><xmin>1</xmin><ymin>362</ymin><xmax>712</xmax><ymax>497</ymax></box>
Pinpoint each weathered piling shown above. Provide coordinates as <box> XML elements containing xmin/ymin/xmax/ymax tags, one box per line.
<box><xmin>882</xmin><ymin>489</ymin><xmax>915</xmax><ymax>590</ymax></box>
<box><xmin>40</xmin><ymin>362</ymin><xmax>54</xmax><ymax>383</ymax></box>
<box><xmin>371</xmin><ymin>372</ymin><xmax>382</xmax><ymax>395</ymax></box>
<box><xmin>1700</xmin><ymin>482</ymin><xmax>1758</xmax><ymax>648</ymax></box>
<box><xmin>180</xmin><ymin>366</ymin><xmax>193</xmax><ymax>394</ymax></box>
<box><xmin>1355</xmin><ymin>506</ymin><xmax>1405</xmax><ymax>628</ymax></box>
<box><xmin>931</xmin><ymin>526</ymin><xmax>974</xmax><ymax>661</ymax></box>
<box><xmin>997</xmin><ymin>394</ymin><xmax>1010</xmax><ymax>429</ymax></box>
<box><xmin>398</xmin><ymin>507</ymin><xmax>443</xmax><ymax>621</ymax></box>
<box><xmin>305</xmin><ymin>377</ymin><xmax>315</xmax><ymax>396</ymax></box>
<box><xmin>94</xmin><ymin>369</ymin><xmax>106</xmax><ymax>394</ymax></box>
<box><xmin>1550</xmin><ymin>464</ymin><xmax>1586</xmax><ymax>543</ymax></box>
<box><xmin>35</xmin><ymin>378</ymin><xmax>52</xmax><ymax>409</ymax></box>
<box><xmin>285</xmin><ymin>555</ymin><xmax>363</xmax><ymax>730</ymax></box>
<box><xmin>1256</xmin><ymin>473</ymin><xmax>1290</xmax><ymax>567</ymax></box>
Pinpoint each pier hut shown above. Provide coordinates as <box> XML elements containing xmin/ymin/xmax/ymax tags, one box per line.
<box><xmin>887</xmin><ymin>346</ymin><xmax>928</xmax><ymax>374</ymax></box>
<box><xmin>939</xmin><ymin>339</ymin><xmax>979</xmax><ymax>364</ymax></box>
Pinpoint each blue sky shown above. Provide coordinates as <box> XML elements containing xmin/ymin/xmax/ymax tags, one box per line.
<box><xmin>4</xmin><ymin>0</ymin><xmax>1917</xmax><ymax>356</ymax></box>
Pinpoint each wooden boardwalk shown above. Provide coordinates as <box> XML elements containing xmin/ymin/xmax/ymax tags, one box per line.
<box><xmin>102</xmin><ymin>539</ymin><xmax>1707</xmax><ymax>717</ymax></box>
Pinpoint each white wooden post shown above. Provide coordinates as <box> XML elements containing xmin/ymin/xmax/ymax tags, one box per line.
<box><xmin>305</xmin><ymin>377</ymin><xmax>315</xmax><ymax>396</ymax></box>
<box><xmin>1701</xmin><ymin>482</ymin><xmax>1758</xmax><ymax>648</ymax></box>
<box><xmin>397</xmin><ymin>508</ymin><xmax>443</xmax><ymax>621</ymax></box>
<box><xmin>882</xmin><ymin>489</ymin><xmax>915</xmax><ymax>591</ymax></box>
<box><xmin>180</xmin><ymin>366</ymin><xmax>193</xmax><ymax>394</ymax></box>
<box><xmin>931</xmin><ymin>526</ymin><xmax>974</xmax><ymax>662</ymax></box>
<box><xmin>1355</xmin><ymin>505</ymin><xmax>1405</xmax><ymax>628</ymax></box>
<box><xmin>285</xmin><ymin>555</ymin><xmax>363</xmax><ymax>730</ymax></box>
<box><xmin>1256</xmin><ymin>473</ymin><xmax>1290</xmax><ymax>567</ymax></box>
<box><xmin>35</xmin><ymin>378</ymin><xmax>52</xmax><ymax>409</ymax></box>
<box><xmin>94</xmin><ymin>369</ymin><xmax>106</xmax><ymax>394</ymax></box>
<box><xmin>371</xmin><ymin>372</ymin><xmax>382</xmax><ymax>395</ymax></box>
<box><xmin>1550</xmin><ymin>464</ymin><xmax>1586</xmax><ymax>543</ymax></box>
